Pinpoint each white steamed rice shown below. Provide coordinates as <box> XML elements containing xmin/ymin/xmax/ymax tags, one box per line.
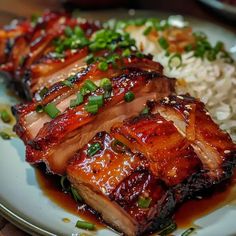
<box><xmin>128</xmin><ymin>26</ymin><xmax>236</xmax><ymax>141</ymax></box>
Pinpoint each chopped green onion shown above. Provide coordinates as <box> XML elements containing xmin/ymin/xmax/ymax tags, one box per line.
<box><xmin>100</xmin><ymin>78</ymin><xmax>112</xmax><ymax>91</ymax></box>
<box><xmin>75</xmin><ymin>220</ymin><xmax>95</xmax><ymax>230</ymax></box>
<box><xmin>143</xmin><ymin>26</ymin><xmax>152</xmax><ymax>36</ymax></box>
<box><xmin>122</xmin><ymin>48</ymin><xmax>131</xmax><ymax>57</ymax></box>
<box><xmin>111</xmin><ymin>140</ymin><xmax>126</xmax><ymax>153</ymax></box>
<box><xmin>74</xmin><ymin>26</ymin><xmax>84</xmax><ymax>37</ymax></box>
<box><xmin>84</xmin><ymin>80</ymin><xmax>97</xmax><ymax>92</ymax></box>
<box><xmin>0</xmin><ymin>131</ymin><xmax>10</xmax><ymax>140</ymax></box>
<box><xmin>124</xmin><ymin>91</ymin><xmax>135</xmax><ymax>103</ymax></box>
<box><xmin>184</xmin><ymin>44</ymin><xmax>193</xmax><ymax>52</ymax></box>
<box><xmin>158</xmin><ymin>37</ymin><xmax>169</xmax><ymax>50</ymax></box>
<box><xmin>71</xmin><ymin>187</ymin><xmax>83</xmax><ymax>202</ymax></box>
<box><xmin>80</xmin><ymin>86</ymin><xmax>90</xmax><ymax>96</ymax></box>
<box><xmin>39</xmin><ymin>87</ymin><xmax>48</xmax><ymax>99</ymax></box>
<box><xmin>87</xmin><ymin>142</ymin><xmax>101</xmax><ymax>156</ymax></box>
<box><xmin>35</xmin><ymin>104</ymin><xmax>44</xmax><ymax>113</ymax></box>
<box><xmin>137</xmin><ymin>196</ymin><xmax>152</xmax><ymax>208</ymax></box>
<box><xmin>85</xmin><ymin>104</ymin><xmax>99</xmax><ymax>114</ymax></box>
<box><xmin>64</xmin><ymin>26</ymin><xmax>73</xmax><ymax>37</ymax></box>
<box><xmin>98</xmin><ymin>61</ymin><xmax>108</xmax><ymax>71</ymax></box>
<box><xmin>140</xmin><ymin>107</ymin><xmax>149</xmax><ymax>115</ymax></box>
<box><xmin>88</xmin><ymin>95</ymin><xmax>104</xmax><ymax>108</ymax></box>
<box><xmin>70</xmin><ymin>93</ymin><xmax>84</xmax><ymax>108</ymax></box>
<box><xmin>181</xmin><ymin>227</ymin><xmax>195</xmax><ymax>236</ymax></box>
<box><xmin>61</xmin><ymin>79</ymin><xmax>73</xmax><ymax>87</ymax></box>
<box><xmin>159</xmin><ymin>222</ymin><xmax>177</xmax><ymax>236</ymax></box>
<box><xmin>136</xmin><ymin>51</ymin><xmax>144</xmax><ymax>58</ymax></box>
<box><xmin>60</xmin><ymin>176</ymin><xmax>70</xmax><ymax>192</ymax></box>
<box><xmin>43</xmin><ymin>103</ymin><xmax>60</xmax><ymax>119</ymax></box>
<box><xmin>168</xmin><ymin>53</ymin><xmax>182</xmax><ymax>69</ymax></box>
<box><xmin>85</xmin><ymin>53</ymin><xmax>94</xmax><ymax>64</ymax></box>
<box><xmin>0</xmin><ymin>110</ymin><xmax>11</xmax><ymax>123</ymax></box>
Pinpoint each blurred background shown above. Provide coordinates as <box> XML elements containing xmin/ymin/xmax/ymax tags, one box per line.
<box><xmin>0</xmin><ymin>0</ymin><xmax>235</xmax><ymax>31</ymax></box>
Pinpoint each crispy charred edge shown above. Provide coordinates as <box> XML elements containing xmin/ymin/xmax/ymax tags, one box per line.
<box><xmin>26</xmin><ymin>69</ymin><xmax>163</xmax><ymax>155</ymax></box>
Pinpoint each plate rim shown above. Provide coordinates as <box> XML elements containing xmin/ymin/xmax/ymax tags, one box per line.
<box><xmin>0</xmin><ymin>9</ymin><xmax>235</xmax><ymax>236</ymax></box>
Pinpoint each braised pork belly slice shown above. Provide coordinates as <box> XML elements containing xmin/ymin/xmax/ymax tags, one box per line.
<box><xmin>67</xmin><ymin>132</ymin><xmax>174</xmax><ymax>236</ymax></box>
<box><xmin>150</xmin><ymin>95</ymin><xmax>236</xmax><ymax>179</ymax></box>
<box><xmin>111</xmin><ymin>113</ymin><xmax>202</xmax><ymax>186</ymax></box>
<box><xmin>24</xmin><ymin>70</ymin><xmax>174</xmax><ymax>174</ymax></box>
<box><xmin>24</xmin><ymin>47</ymin><xmax>89</xmax><ymax>98</ymax></box>
<box><xmin>13</xmin><ymin>56</ymin><xmax>167</xmax><ymax>143</ymax></box>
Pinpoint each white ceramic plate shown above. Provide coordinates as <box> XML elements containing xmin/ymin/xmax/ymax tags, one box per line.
<box><xmin>0</xmin><ymin>10</ymin><xmax>236</xmax><ymax>236</ymax></box>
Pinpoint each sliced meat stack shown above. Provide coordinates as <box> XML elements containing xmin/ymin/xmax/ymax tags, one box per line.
<box><xmin>0</xmin><ymin>11</ymin><xmax>101</xmax><ymax>99</ymax></box>
<box><xmin>67</xmin><ymin>95</ymin><xmax>236</xmax><ymax>236</ymax></box>
<box><xmin>13</xmin><ymin>56</ymin><xmax>175</xmax><ymax>174</ymax></box>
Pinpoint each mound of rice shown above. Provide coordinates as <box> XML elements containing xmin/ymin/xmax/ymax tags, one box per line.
<box><xmin>127</xmin><ymin>25</ymin><xmax>236</xmax><ymax>141</ymax></box>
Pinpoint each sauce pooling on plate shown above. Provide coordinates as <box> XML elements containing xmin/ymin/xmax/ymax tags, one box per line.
<box><xmin>36</xmin><ymin>167</ymin><xmax>236</xmax><ymax>230</ymax></box>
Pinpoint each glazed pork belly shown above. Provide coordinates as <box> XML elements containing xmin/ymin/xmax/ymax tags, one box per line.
<box><xmin>13</xmin><ymin>56</ymin><xmax>174</xmax><ymax>174</ymax></box>
<box><xmin>151</xmin><ymin>95</ymin><xmax>236</xmax><ymax>180</ymax></box>
<box><xmin>0</xmin><ymin>11</ymin><xmax>100</xmax><ymax>99</ymax></box>
<box><xmin>67</xmin><ymin>95</ymin><xmax>236</xmax><ymax>236</ymax></box>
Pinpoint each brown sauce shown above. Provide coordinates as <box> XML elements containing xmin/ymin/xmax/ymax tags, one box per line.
<box><xmin>35</xmin><ymin>168</ymin><xmax>105</xmax><ymax>229</ymax></box>
<box><xmin>175</xmin><ymin>172</ymin><xmax>236</xmax><ymax>228</ymax></box>
<box><xmin>36</xmin><ymin>168</ymin><xmax>236</xmax><ymax>231</ymax></box>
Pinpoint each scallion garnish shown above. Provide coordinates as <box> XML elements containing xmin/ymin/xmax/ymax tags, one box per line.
<box><xmin>35</xmin><ymin>104</ymin><xmax>44</xmax><ymax>113</ymax></box>
<box><xmin>70</xmin><ymin>93</ymin><xmax>84</xmax><ymax>108</ymax></box>
<box><xmin>61</xmin><ymin>79</ymin><xmax>73</xmax><ymax>87</ymax></box>
<box><xmin>140</xmin><ymin>107</ymin><xmax>149</xmax><ymax>115</ymax></box>
<box><xmin>88</xmin><ymin>95</ymin><xmax>104</xmax><ymax>108</ymax></box>
<box><xmin>60</xmin><ymin>176</ymin><xmax>70</xmax><ymax>192</ymax></box>
<box><xmin>84</xmin><ymin>80</ymin><xmax>97</xmax><ymax>92</ymax></box>
<box><xmin>137</xmin><ymin>196</ymin><xmax>152</xmax><ymax>208</ymax></box>
<box><xmin>85</xmin><ymin>53</ymin><xmax>94</xmax><ymax>64</ymax></box>
<box><xmin>71</xmin><ymin>187</ymin><xmax>83</xmax><ymax>202</ymax></box>
<box><xmin>111</xmin><ymin>140</ymin><xmax>126</xmax><ymax>153</ymax></box>
<box><xmin>39</xmin><ymin>87</ymin><xmax>48</xmax><ymax>99</ymax></box>
<box><xmin>168</xmin><ymin>53</ymin><xmax>182</xmax><ymax>69</ymax></box>
<box><xmin>98</xmin><ymin>61</ymin><xmax>108</xmax><ymax>71</ymax></box>
<box><xmin>122</xmin><ymin>48</ymin><xmax>131</xmax><ymax>57</ymax></box>
<box><xmin>0</xmin><ymin>131</ymin><xmax>10</xmax><ymax>140</ymax></box>
<box><xmin>181</xmin><ymin>227</ymin><xmax>195</xmax><ymax>236</ymax></box>
<box><xmin>43</xmin><ymin>103</ymin><xmax>60</xmax><ymax>119</ymax></box>
<box><xmin>75</xmin><ymin>220</ymin><xmax>95</xmax><ymax>230</ymax></box>
<box><xmin>87</xmin><ymin>142</ymin><xmax>101</xmax><ymax>156</ymax></box>
<box><xmin>0</xmin><ymin>110</ymin><xmax>11</xmax><ymax>123</ymax></box>
<box><xmin>143</xmin><ymin>26</ymin><xmax>152</xmax><ymax>36</ymax></box>
<box><xmin>159</xmin><ymin>222</ymin><xmax>177</xmax><ymax>236</ymax></box>
<box><xmin>85</xmin><ymin>104</ymin><xmax>99</xmax><ymax>114</ymax></box>
<box><xmin>100</xmin><ymin>78</ymin><xmax>112</xmax><ymax>91</ymax></box>
<box><xmin>158</xmin><ymin>37</ymin><xmax>169</xmax><ymax>50</ymax></box>
<box><xmin>64</xmin><ymin>26</ymin><xmax>73</xmax><ymax>37</ymax></box>
<box><xmin>124</xmin><ymin>91</ymin><xmax>135</xmax><ymax>103</ymax></box>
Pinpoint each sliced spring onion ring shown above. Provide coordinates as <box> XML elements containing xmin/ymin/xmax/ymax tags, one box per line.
<box><xmin>43</xmin><ymin>103</ymin><xmax>60</xmax><ymax>119</ymax></box>
<box><xmin>75</xmin><ymin>220</ymin><xmax>95</xmax><ymax>230</ymax></box>
<box><xmin>137</xmin><ymin>196</ymin><xmax>152</xmax><ymax>208</ymax></box>
<box><xmin>168</xmin><ymin>53</ymin><xmax>182</xmax><ymax>69</ymax></box>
